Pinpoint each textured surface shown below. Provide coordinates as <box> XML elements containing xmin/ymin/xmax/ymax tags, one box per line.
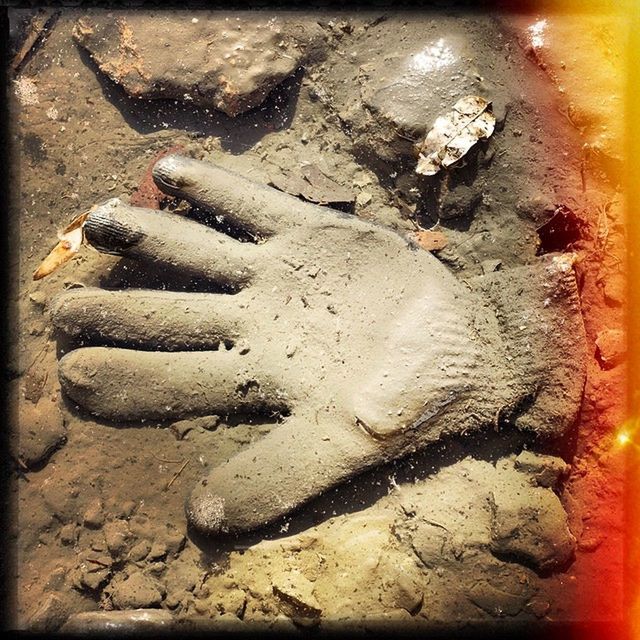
<box><xmin>73</xmin><ymin>12</ymin><xmax>326</xmax><ymax>116</ymax></box>
<box><xmin>9</xmin><ymin>8</ymin><xmax>625</xmax><ymax>633</ymax></box>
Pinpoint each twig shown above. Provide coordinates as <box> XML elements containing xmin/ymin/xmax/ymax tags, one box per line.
<box><xmin>165</xmin><ymin>459</ymin><xmax>189</xmax><ymax>491</ymax></box>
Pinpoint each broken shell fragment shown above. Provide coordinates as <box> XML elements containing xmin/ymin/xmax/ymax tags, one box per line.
<box><xmin>33</xmin><ymin>211</ymin><xmax>90</xmax><ymax>281</ymax></box>
<box><xmin>415</xmin><ymin>95</ymin><xmax>496</xmax><ymax>176</ymax></box>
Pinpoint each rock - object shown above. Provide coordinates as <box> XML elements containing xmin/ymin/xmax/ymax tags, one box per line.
<box><xmin>73</xmin><ymin>12</ymin><xmax>326</xmax><ymax>116</ymax></box>
<box><xmin>109</xmin><ymin>572</ymin><xmax>164</xmax><ymax>609</ymax></box>
<box><xmin>595</xmin><ymin>328</ymin><xmax>626</xmax><ymax>369</ymax></box>
<box><xmin>61</xmin><ymin>609</ymin><xmax>173</xmax><ymax>634</ymax></box>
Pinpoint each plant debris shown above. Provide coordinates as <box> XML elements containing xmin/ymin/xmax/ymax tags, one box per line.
<box><xmin>415</xmin><ymin>95</ymin><xmax>496</xmax><ymax>176</ymax></box>
<box><xmin>269</xmin><ymin>164</ymin><xmax>354</xmax><ymax>211</ymax></box>
<box><xmin>33</xmin><ymin>211</ymin><xmax>90</xmax><ymax>280</ymax></box>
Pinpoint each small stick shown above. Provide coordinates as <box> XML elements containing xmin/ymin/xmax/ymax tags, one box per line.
<box><xmin>165</xmin><ymin>459</ymin><xmax>189</xmax><ymax>491</ymax></box>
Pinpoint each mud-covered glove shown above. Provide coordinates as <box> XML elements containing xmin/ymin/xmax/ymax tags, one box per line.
<box><xmin>51</xmin><ymin>155</ymin><xmax>586</xmax><ymax>535</ymax></box>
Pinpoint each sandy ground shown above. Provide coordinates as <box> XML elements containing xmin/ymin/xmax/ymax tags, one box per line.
<box><xmin>7</xmin><ymin>8</ymin><xmax>626</xmax><ymax>635</ymax></box>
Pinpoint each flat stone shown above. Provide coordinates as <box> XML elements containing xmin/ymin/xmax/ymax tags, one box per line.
<box><xmin>128</xmin><ymin>539</ymin><xmax>151</xmax><ymax>562</ymax></box>
<box><xmin>148</xmin><ymin>540</ymin><xmax>167</xmax><ymax>561</ymax></box>
<box><xmin>104</xmin><ymin>519</ymin><xmax>131</xmax><ymax>558</ymax></box>
<box><xmin>61</xmin><ymin>609</ymin><xmax>173</xmax><ymax>633</ymax></box>
<box><xmin>80</xmin><ymin>567</ymin><xmax>111</xmax><ymax>593</ymax></box>
<box><xmin>111</xmin><ymin>572</ymin><xmax>163</xmax><ymax>609</ymax></box>
<box><xmin>73</xmin><ymin>12</ymin><xmax>326</xmax><ymax>116</ymax></box>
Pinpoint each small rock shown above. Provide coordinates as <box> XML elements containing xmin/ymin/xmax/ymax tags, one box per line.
<box><xmin>285</xmin><ymin>343</ymin><xmax>297</xmax><ymax>358</ymax></box>
<box><xmin>165</xmin><ymin>592</ymin><xmax>181</xmax><ymax>609</ymax></box>
<box><xmin>111</xmin><ymin>572</ymin><xmax>163</xmax><ymax>609</ymax></box>
<box><xmin>213</xmin><ymin>588</ymin><xmax>247</xmax><ymax>618</ymax></box>
<box><xmin>61</xmin><ymin>609</ymin><xmax>173</xmax><ymax>633</ymax></box>
<box><xmin>514</xmin><ymin>451</ymin><xmax>570</xmax><ymax>488</ymax></box>
<box><xmin>28</xmin><ymin>593</ymin><xmax>69</xmax><ymax>632</ymax></box>
<box><xmin>595</xmin><ymin>328</ymin><xmax>625</xmax><ymax>369</ymax></box>
<box><xmin>60</xmin><ymin>523</ymin><xmax>77</xmax><ymax>546</ymax></box>
<box><xmin>104</xmin><ymin>519</ymin><xmax>130</xmax><ymax>557</ymax></box>
<box><xmin>164</xmin><ymin>530</ymin><xmax>186</xmax><ymax>557</ymax></box>
<box><xmin>83</xmin><ymin>498</ymin><xmax>105</xmax><ymax>529</ymax></box>
<box><xmin>272</xmin><ymin>570</ymin><xmax>321</xmax><ymax>626</ymax></box>
<box><xmin>481</xmin><ymin>259</ymin><xmax>502</xmax><ymax>274</ymax></box>
<box><xmin>578</xmin><ymin>532</ymin><xmax>604</xmax><ymax>552</ymax></box>
<box><xmin>388</xmin><ymin>569</ymin><xmax>423</xmax><ymax>615</ymax></box>
<box><xmin>128</xmin><ymin>539</ymin><xmax>152</xmax><ymax>562</ymax></box>
<box><xmin>236</xmin><ymin>340</ymin><xmax>251</xmax><ymax>355</ymax></box>
<box><xmin>148</xmin><ymin>540</ymin><xmax>167</xmax><ymax>561</ymax></box>
<box><xmin>80</xmin><ymin>567</ymin><xmax>110</xmax><ymax>592</ymax></box>
<box><xmin>29</xmin><ymin>290</ymin><xmax>47</xmax><ymax>308</ymax></box>
<box><xmin>356</xmin><ymin>191</ymin><xmax>373</xmax><ymax>206</ymax></box>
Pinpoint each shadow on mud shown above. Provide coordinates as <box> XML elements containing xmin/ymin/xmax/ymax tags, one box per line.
<box><xmin>76</xmin><ymin>44</ymin><xmax>304</xmax><ymax>154</ymax></box>
<box><xmin>192</xmin><ymin>423</ymin><xmax>579</xmax><ymax>566</ymax></box>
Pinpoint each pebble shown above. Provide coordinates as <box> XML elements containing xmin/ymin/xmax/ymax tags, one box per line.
<box><xmin>128</xmin><ymin>539</ymin><xmax>151</xmax><ymax>562</ymax></box>
<box><xmin>83</xmin><ymin>498</ymin><xmax>105</xmax><ymax>529</ymax></box>
<box><xmin>60</xmin><ymin>523</ymin><xmax>77</xmax><ymax>546</ymax></box>
<box><xmin>111</xmin><ymin>572</ymin><xmax>163</xmax><ymax>609</ymax></box>
<box><xmin>104</xmin><ymin>519</ymin><xmax>130</xmax><ymax>557</ymax></box>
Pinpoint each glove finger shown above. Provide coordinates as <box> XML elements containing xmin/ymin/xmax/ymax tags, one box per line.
<box><xmin>152</xmin><ymin>154</ymin><xmax>329</xmax><ymax>237</ymax></box>
<box><xmin>51</xmin><ymin>288</ymin><xmax>250</xmax><ymax>351</ymax></box>
<box><xmin>84</xmin><ymin>199</ymin><xmax>260</xmax><ymax>289</ymax></box>
<box><xmin>186</xmin><ymin>414</ymin><xmax>382</xmax><ymax>535</ymax></box>
<box><xmin>59</xmin><ymin>347</ymin><xmax>289</xmax><ymax>421</ymax></box>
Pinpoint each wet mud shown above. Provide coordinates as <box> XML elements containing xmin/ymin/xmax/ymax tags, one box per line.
<box><xmin>7</xmin><ymin>8</ymin><xmax>626</xmax><ymax>635</ymax></box>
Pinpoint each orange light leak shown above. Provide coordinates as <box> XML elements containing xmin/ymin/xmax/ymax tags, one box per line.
<box><xmin>625</xmin><ymin>3</ymin><xmax>640</xmax><ymax>639</ymax></box>
<box><xmin>499</xmin><ymin>1</ymin><xmax>636</xmax><ymax>639</ymax></box>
